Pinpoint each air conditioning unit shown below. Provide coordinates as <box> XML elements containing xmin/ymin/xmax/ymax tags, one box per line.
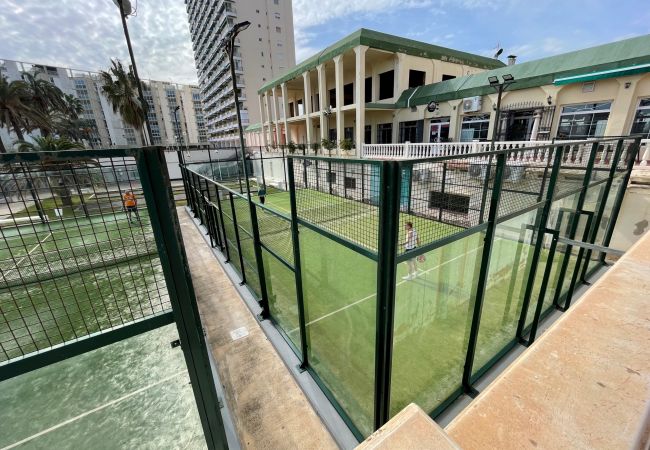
<box><xmin>462</xmin><ymin>96</ymin><xmax>482</xmax><ymax>112</ymax></box>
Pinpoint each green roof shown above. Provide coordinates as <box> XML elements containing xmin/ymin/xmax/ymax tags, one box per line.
<box><xmin>257</xmin><ymin>28</ymin><xmax>504</xmax><ymax>94</ymax></box>
<box><xmin>397</xmin><ymin>33</ymin><xmax>650</xmax><ymax>107</ymax></box>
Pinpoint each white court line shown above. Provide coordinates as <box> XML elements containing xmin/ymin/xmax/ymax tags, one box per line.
<box><xmin>3</xmin><ymin>232</ymin><xmax>53</xmax><ymax>276</ymax></box>
<box><xmin>287</xmin><ymin>239</ymin><xmax>491</xmax><ymax>335</ymax></box>
<box><xmin>1</xmin><ymin>370</ymin><xmax>187</xmax><ymax>450</ymax></box>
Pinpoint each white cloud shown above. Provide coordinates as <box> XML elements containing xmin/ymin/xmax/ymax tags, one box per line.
<box><xmin>291</xmin><ymin>0</ymin><xmax>519</xmax><ymax>63</ymax></box>
<box><xmin>1</xmin><ymin>0</ymin><xmax>199</xmax><ymax>84</ymax></box>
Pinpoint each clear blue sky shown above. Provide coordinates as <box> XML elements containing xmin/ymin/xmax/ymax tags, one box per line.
<box><xmin>1</xmin><ymin>0</ymin><xmax>649</xmax><ymax>84</ymax></box>
<box><xmin>293</xmin><ymin>0</ymin><xmax>650</xmax><ymax>64</ymax></box>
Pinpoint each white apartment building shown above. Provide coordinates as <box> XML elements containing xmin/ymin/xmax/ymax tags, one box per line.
<box><xmin>184</xmin><ymin>0</ymin><xmax>295</xmax><ymax>147</ymax></box>
<box><xmin>0</xmin><ymin>59</ymin><xmax>207</xmax><ymax>149</ymax></box>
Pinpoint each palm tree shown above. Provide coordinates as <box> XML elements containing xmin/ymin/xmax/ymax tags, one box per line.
<box><xmin>100</xmin><ymin>60</ymin><xmax>147</xmax><ymax>145</ymax></box>
<box><xmin>21</xmin><ymin>71</ymin><xmax>66</xmax><ymax>136</ymax></box>
<box><xmin>14</xmin><ymin>136</ymin><xmax>94</xmax><ymax>216</ymax></box>
<box><xmin>0</xmin><ymin>76</ymin><xmax>44</xmax><ymax>153</ymax></box>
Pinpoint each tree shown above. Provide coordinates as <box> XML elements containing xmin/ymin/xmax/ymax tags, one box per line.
<box><xmin>14</xmin><ymin>136</ymin><xmax>94</xmax><ymax>216</ymax></box>
<box><xmin>0</xmin><ymin>76</ymin><xmax>45</xmax><ymax>153</ymax></box>
<box><xmin>20</xmin><ymin>71</ymin><xmax>66</xmax><ymax>136</ymax></box>
<box><xmin>99</xmin><ymin>60</ymin><xmax>146</xmax><ymax>144</ymax></box>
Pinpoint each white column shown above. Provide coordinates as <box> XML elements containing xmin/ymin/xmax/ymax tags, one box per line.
<box><xmin>281</xmin><ymin>82</ymin><xmax>290</xmax><ymax>145</ymax></box>
<box><xmin>530</xmin><ymin>109</ymin><xmax>542</xmax><ymax>141</ymax></box>
<box><xmin>264</xmin><ymin>92</ymin><xmax>274</xmax><ymax>146</ymax></box>
<box><xmin>258</xmin><ymin>94</ymin><xmax>268</xmax><ymax>148</ymax></box>
<box><xmin>354</xmin><ymin>46</ymin><xmax>368</xmax><ymax>156</ymax></box>
<box><xmin>271</xmin><ymin>88</ymin><xmax>281</xmax><ymax>145</ymax></box>
<box><xmin>334</xmin><ymin>55</ymin><xmax>344</xmax><ymax>154</ymax></box>
<box><xmin>448</xmin><ymin>99</ymin><xmax>463</xmax><ymax>141</ymax></box>
<box><xmin>317</xmin><ymin>64</ymin><xmax>327</xmax><ymax>141</ymax></box>
<box><xmin>303</xmin><ymin>71</ymin><xmax>313</xmax><ymax>146</ymax></box>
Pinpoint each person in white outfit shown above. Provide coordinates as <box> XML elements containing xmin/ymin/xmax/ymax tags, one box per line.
<box><xmin>402</xmin><ymin>221</ymin><xmax>420</xmax><ymax>280</ymax></box>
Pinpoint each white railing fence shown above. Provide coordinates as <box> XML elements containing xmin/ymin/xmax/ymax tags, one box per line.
<box><xmin>362</xmin><ymin>139</ymin><xmax>650</xmax><ymax>166</ymax></box>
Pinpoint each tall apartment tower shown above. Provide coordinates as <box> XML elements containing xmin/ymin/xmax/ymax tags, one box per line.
<box><xmin>184</xmin><ymin>0</ymin><xmax>296</xmax><ymax>147</ymax></box>
<box><xmin>0</xmin><ymin>59</ymin><xmax>207</xmax><ymax>149</ymax></box>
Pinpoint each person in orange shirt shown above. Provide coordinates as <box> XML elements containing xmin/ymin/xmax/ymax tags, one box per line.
<box><xmin>123</xmin><ymin>190</ymin><xmax>140</xmax><ymax>223</ymax></box>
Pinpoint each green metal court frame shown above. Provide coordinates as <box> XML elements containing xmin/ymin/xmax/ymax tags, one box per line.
<box><xmin>181</xmin><ymin>136</ymin><xmax>641</xmax><ymax>441</ymax></box>
<box><xmin>0</xmin><ymin>147</ymin><xmax>228</xmax><ymax>449</ymax></box>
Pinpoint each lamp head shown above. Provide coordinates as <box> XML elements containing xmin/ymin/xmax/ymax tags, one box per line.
<box><xmin>488</xmin><ymin>76</ymin><xmax>499</xmax><ymax>86</ymax></box>
<box><xmin>233</xmin><ymin>21</ymin><xmax>251</xmax><ymax>34</ymax></box>
<box><xmin>502</xmin><ymin>73</ymin><xmax>515</xmax><ymax>83</ymax></box>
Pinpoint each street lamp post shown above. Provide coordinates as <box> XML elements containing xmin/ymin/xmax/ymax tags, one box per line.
<box><xmin>488</xmin><ymin>74</ymin><xmax>515</xmax><ymax>149</ymax></box>
<box><xmin>112</xmin><ymin>0</ymin><xmax>154</xmax><ymax>146</ymax></box>
<box><xmin>221</xmin><ymin>21</ymin><xmax>252</xmax><ymax>197</ymax></box>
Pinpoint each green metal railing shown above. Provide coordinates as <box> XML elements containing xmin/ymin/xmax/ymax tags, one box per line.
<box><xmin>1</xmin><ymin>147</ymin><xmax>227</xmax><ymax>449</ymax></box>
<box><xmin>182</xmin><ymin>136</ymin><xmax>640</xmax><ymax>440</ymax></box>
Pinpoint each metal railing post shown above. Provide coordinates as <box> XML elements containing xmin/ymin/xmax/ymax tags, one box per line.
<box><xmin>601</xmin><ymin>137</ymin><xmax>641</xmax><ymax>260</ymax></box>
<box><xmin>287</xmin><ymin>157</ymin><xmax>310</xmax><ymax>369</ymax></box>
<box><xmin>136</xmin><ymin>147</ymin><xmax>228</xmax><ymax>450</ymax></box>
<box><xmin>551</xmin><ymin>142</ymin><xmax>599</xmax><ymax>311</ymax></box>
<box><xmin>515</xmin><ymin>146</ymin><xmax>564</xmax><ymax>343</ymax></box>
<box><xmin>462</xmin><ymin>153</ymin><xmax>507</xmax><ymax>394</ymax></box>
<box><xmin>373</xmin><ymin>160</ymin><xmax>401</xmax><ymax>430</ymax></box>
<box><xmin>249</xmin><ymin>203</ymin><xmax>270</xmax><ymax>319</ymax></box>
<box><xmin>579</xmin><ymin>139</ymin><xmax>625</xmax><ymax>280</ymax></box>
<box><xmin>228</xmin><ymin>193</ymin><xmax>247</xmax><ymax>284</ymax></box>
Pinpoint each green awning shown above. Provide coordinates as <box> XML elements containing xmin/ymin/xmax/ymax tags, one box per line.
<box><xmin>553</xmin><ymin>63</ymin><xmax>650</xmax><ymax>85</ymax></box>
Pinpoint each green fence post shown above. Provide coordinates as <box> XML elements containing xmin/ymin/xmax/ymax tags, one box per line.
<box><xmin>478</xmin><ymin>154</ymin><xmax>494</xmax><ymax>224</ymax></box>
<box><xmin>249</xmin><ymin>203</ymin><xmax>270</xmax><ymax>319</ymax></box>
<box><xmin>527</xmin><ymin>227</ymin><xmax>559</xmax><ymax>343</ymax></box>
<box><xmin>136</xmin><ymin>147</ymin><xmax>228</xmax><ymax>450</ymax></box>
<box><xmin>579</xmin><ymin>139</ymin><xmax>624</xmax><ymax>279</ymax></box>
<box><xmin>373</xmin><ymin>160</ymin><xmax>401</xmax><ymax>430</ymax></box>
<box><xmin>287</xmin><ymin>156</ymin><xmax>310</xmax><ymax>369</ymax></box>
<box><xmin>550</xmin><ymin>142</ymin><xmax>599</xmax><ymax>311</ymax></box>
<box><xmin>462</xmin><ymin>153</ymin><xmax>506</xmax><ymax>394</ymax></box>
<box><xmin>228</xmin><ymin>192</ymin><xmax>247</xmax><ymax>285</ymax></box>
<box><xmin>600</xmin><ymin>137</ymin><xmax>641</xmax><ymax>261</ymax></box>
<box><xmin>216</xmin><ymin>186</ymin><xmax>230</xmax><ymax>258</ymax></box>
<box><xmin>515</xmin><ymin>146</ymin><xmax>564</xmax><ymax>343</ymax></box>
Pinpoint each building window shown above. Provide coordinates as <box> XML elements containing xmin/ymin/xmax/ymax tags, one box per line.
<box><xmin>276</xmin><ymin>26</ymin><xmax>281</xmax><ymax>33</ymax></box>
<box><xmin>631</xmin><ymin>98</ymin><xmax>650</xmax><ymax>138</ymax></box>
<box><xmin>343</xmin><ymin>83</ymin><xmax>354</xmax><ymax>106</ymax></box>
<box><xmin>365</xmin><ymin>77</ymin><xmax>372</xmax><ymax>103</ymax></box>
<box><xmin>442</xmin><ymin>74</ymin><xmax>456</xmax><ymax>81</ymax></box>
<box><xmin>364</xmin><ymin>125</ymin><xmax>371</xmax><ymax>144</ymax></box>
<box><xmin>344</xmin><ymin>126</ymin><xmax>354</xmax><ymax>141</ymax></box>
<box><xmin>377</xmin><ymin>123</ymin><xmax>393</xmax><ymax>144</ymax></box>
<box><xmin>460</xmin><ymin>114</ymin><xmax>490</xmax><ymax>141</ymax></box>
<box><xmin>274</xmin><ymin>0</ymin><xmax>279</xmax><ymax>4</ymax></box>
<box><xmin>430</xmin><ymin>118</ymin><xmax>451</xmax><ymax>143</ymax></box>
<box><xmin>557</xmin><ymin>102</ymin><xmax>611</xmax><ymax>139</ymax></box>
<box><xmin>408</xmin><ymin>70</ymin><xmax>426</xmax><ymax>88</ymax></box>
<box><xmin>327</xmin><ymin>171</ymin><xmax>336</xmax><ymax>183</ymax></box>
<box><xmin>378</xmin><ymin>70</ymin><xmax>394</xmax><ymax>100</ymax></box>
<box><xmin>344</xmin><ymin>177</ymin><xmax>356</xmax><ymax>189</ymax></box>
<box><xmin>329</xmin><ymin>88</ymin><xmax>336</xmax><ymax>108</ymax></box>
<box><xmin>274</xmin><ymin>12</ymin><xmax>281</xmax><ymax>19</ymax></box>
<box><xmin>277</xmin><ymin>42</ymin><xmax>283</xmax><ymax>47</ymax></box>
<box><xmin>399</xmin><ymin>120</ymin><xmax>424</xmax><ymax>143</ymax></box>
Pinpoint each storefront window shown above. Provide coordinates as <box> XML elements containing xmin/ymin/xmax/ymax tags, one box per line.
<box><xmin>377</xmin><ymin>123</ymin><xmax>393</xmax><ymax>143</ymax></box>
<box><xmin>460</xmin><ymin>114</ymin><xmax>490</xmax><ymax>141</ymax></box>
<box><xmin>557</xmin><ymin>102</ymin><xmax>611</xmax><ymax>139</ymax></box>
<box><xmin>631</xmin><ymin>98</ymin><xmax>650</xmax><ymax>138</ymax></box>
